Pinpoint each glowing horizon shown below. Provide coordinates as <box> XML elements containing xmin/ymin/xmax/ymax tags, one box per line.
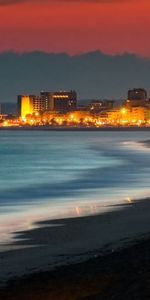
<box><xmin>0</xmin><ymin>0</ymin><xmax>149</xmax><ymax>57</ymax></box>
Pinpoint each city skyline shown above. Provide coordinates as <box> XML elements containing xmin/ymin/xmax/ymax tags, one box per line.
<box><xmin>1</xmin><ymin>87</ymin><xmax>150</xmax><ymax>128</ymax></box>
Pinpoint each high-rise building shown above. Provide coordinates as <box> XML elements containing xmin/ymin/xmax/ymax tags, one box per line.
<box><xmin>40</xmin><ymin>92</ymin><xmax>53</xmax><ymax>110</ymax></box>
<box><xmin>128</xmin><ymin>88</ymin><xmax>147</xmax><ymax>101</ymax></box>
<box><xmin>41</xmin><ymin>90</ymin><xmax>77</xmax><ymax>111</ymax></box>
<box><xmin>126</xmin><ymin>88</ymin><xmax>147</xmax><ymax>107</ymax></box>
<box><xmin>29</xmin><ymin>95</ymin><xmax>48</xmax><ymax>113</ymax></box>
<box><xmin>17</xmin><ymin>95</ymin><xmax>33</xmax><ymax>118</ymax></box>
<box><xmin>18</xmin><ymin>90</ymin><xmax>77</xmax><ymax>117</ymax></box>
<box><xmin>18</xmin><ymin>95</ymin><xmax>48</xmax><ymax>117</ymax></box>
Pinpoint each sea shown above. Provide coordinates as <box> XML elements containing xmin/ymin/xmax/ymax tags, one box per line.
<box><xmin>0</xmin><ymin>130</ymin><xmax>150</xmax><ymax>243</ymax></box>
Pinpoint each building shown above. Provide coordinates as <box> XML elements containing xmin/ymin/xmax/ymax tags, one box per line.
<box><xmin>128</xmin><ymin>88</ymin><xmax>147</xmax><ymax>101</ymax></box>
<box><xmin>107</xmin><ymin>109</ymin><xmax>121</xmax><ymax>124</ymax></box>
<box><xmin>125</xmin><ymin>88</ymin><xmax>147</xmax><ymax>107</ymax></box>
<box><xmin>18</xmin><ymin>95</ymin><xmax>48</xmax><ymax>118</ymax></box>
<box><xmin>88</xmin><ymin>100</ymin><xmax>114</xmax><ymax>114</ymax></box>
<box><xmin>41</xmin><ymin>90</ymin><xmax>77</xmax><ymax>112</ymax></box>
<box><xmin>130</xmin><ymin>107</ymin><xmax>150</xmax><ymax>124</ymax></box>
<box><xmin>30</xmin><ymin>95</ymin><xmax>48</xmax><ymax>113</ymax></box>
<box><xmin>107</xmin><ymin>106</ymin><xmax>150</xmax><ymax>125</ymax></box>
<box><xmin>18</xmin><ymin>90</ymin><xmax>77</xmax><ymax>117</ymax></box>
<box><xmin>17</xmin><ymin>95</ymin><xmax>33</xmax><ymax>118</ymax></box>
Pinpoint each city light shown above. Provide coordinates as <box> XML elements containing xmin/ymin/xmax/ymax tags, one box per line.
<box><xmin>1</xmin><ymin>88</ymin><xmax>150</xmax><ymax>128</ymax></box>
<box><xmin>121</xmin><ymin>108</ymin><xmax>127</xmax><ymax>114</ymax></box>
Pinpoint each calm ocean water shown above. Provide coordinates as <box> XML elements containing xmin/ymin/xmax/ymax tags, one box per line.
<box><xmin>0</xmin><ymin>130</ymin><xmax>150</xmax><ymax>243</ymax></box>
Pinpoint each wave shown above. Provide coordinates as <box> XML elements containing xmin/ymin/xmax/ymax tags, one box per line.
<box><xmin>0</xmin><ymin>131</ymin><xmax>150</xmax><ymax>242</ymax></box>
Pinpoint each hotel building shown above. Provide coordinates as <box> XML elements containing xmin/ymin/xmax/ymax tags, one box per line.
<box><xmin>18</xmin><ymin>90</ymin><xmax>77</xmax><ymax>118</ymax></box>
<box><xmin>41</xmin><ymin>91</ymin><xmax>77</xmax><ymax>111</ymax></box>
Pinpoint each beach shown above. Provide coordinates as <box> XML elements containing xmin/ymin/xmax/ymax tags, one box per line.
<box><xmin>1</xmin><ymin>197</ymin><xmax>150</xmax><ymax>299</ymax></box>
<box><xmin>1</xmin><ymin>238</ymin><xmax>150</xmax><ymax>300</ymax></box>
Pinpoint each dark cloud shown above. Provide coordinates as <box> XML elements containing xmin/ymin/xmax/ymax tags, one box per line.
<box><xmin>0</xmin><ymin>51</ymin><xmax>149</xmax><ymax>103</ymax></box>
<box><xmin>0</xmin><ymin>0</ymin><xmax>138</xmax><ymax>6</ymax></box>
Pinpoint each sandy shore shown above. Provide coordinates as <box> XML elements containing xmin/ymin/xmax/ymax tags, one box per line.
<box><xmin>1</xmin><ymin>235</ymin><xmax>150</xmax><ymax>300</ymax></box>
<box><xmin>0</xmin><ymin>198</ymin><xmax>150</xmax><ymax>290</ymax></box>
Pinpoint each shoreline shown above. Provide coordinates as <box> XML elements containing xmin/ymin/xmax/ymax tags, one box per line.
<box><xmin>1</xmin><ymin>234</ymin><xmax>150</xmax><ymax>299</ymax></box>
<box><xmin>1</xmin><ymin>125</ymin><xmax>150</xmax><ymax>131</ymax></box>
<box><xmin>1</xmin><ymin>198</ymin><xmax>150</xmax><ymax>293</ymax></box>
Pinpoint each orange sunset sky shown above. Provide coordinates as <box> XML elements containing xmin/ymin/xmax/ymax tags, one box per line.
<box><xmin>0</xmin><ymin>0</ymin><xmax>149</xmax><ymax>56</ymax></box>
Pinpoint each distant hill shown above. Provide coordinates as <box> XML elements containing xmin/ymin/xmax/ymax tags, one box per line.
<box><xmin>0</xmin><ymin>51</ymin><xmax>150</xmax><ymax>103</ymax></box>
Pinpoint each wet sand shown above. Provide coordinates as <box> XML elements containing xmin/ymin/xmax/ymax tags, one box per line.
<box><xmin>1</xmin><ymin>236</ymin><xmax>150</xmax><ymax>300</ymax></box>
<box><xmin>0</xmin><ymin>198</ymin><xmax>150</xmax><ymax>299</ymax></box>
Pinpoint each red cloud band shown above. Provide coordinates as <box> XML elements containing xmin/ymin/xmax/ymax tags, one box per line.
<box><xmin>0</xmin><ymin>0</ymin><xmax>139</xmax><ymax>5</ymax></box>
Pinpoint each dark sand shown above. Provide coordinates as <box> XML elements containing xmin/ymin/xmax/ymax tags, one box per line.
<box><xmin>1</xmin><ymin>235</ymin><xmax>150</xmax><ymax>299</ymax></box>
<box><xmin>1</xmin><ymin>199</ymin><xmax>150</xmax><ymax>299</ymax></box>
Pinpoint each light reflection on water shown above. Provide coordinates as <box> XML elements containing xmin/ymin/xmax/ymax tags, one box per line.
<box><xmin>0</xmin><ymin>130</ymin><xmax>150</xmax><ymax>243</ymax></box>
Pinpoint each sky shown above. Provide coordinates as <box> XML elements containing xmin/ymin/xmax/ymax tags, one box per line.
<box><xmin>0</xmin><ymin>0</ymin><xmax>149</xmax><ymax>57</ymax></box>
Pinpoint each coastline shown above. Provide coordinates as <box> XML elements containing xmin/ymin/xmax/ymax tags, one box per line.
<box><xmin>1</xmin><ymin>197</ymin><xmax>150</xmax><ymax>298</ymax></box>
<box><xmin>1</xmin><ymin>125</ymin><xmax>150</xmax><ymax>131</ymax></box>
